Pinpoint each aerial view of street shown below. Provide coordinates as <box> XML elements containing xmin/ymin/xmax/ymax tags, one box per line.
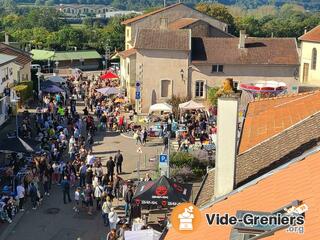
<box><xmin>0</xmin><ymin>0</ymin><xmax>319</xmax><ymax>240</ymax></box>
